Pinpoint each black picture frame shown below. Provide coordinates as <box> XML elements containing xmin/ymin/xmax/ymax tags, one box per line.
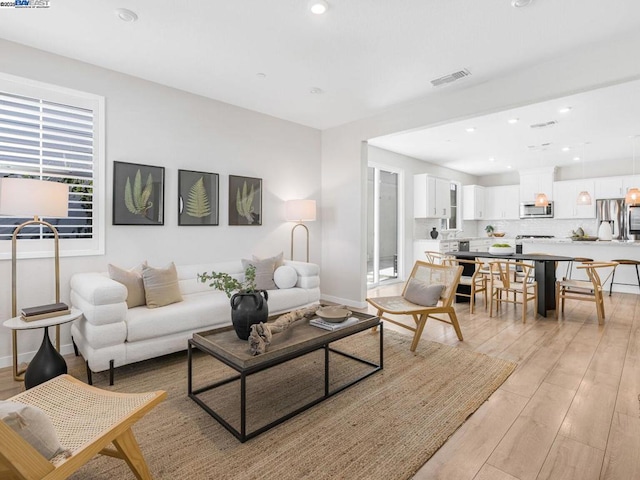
<box><xmin>112</xmin><ymin>161</ymin><xmax>165</xmax><ymax>225</ymax></box>
<box><xmin>178</xmin><ymin>170</ymin><xmax>219</xmax><ymax>226</ymax></box>
<box><xmin>229</xmin><ymin>175</ymin><xmax>262</xmax><ymax>225</ymax></box>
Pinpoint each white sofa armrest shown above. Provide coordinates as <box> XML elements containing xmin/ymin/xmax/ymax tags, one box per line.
<box><xmin>70</xmin><ymin>273</ymin><xmax>128</xmax><ymax>326</ymax></box>
<box><xmin>283</xmin><ymin>260</ymin><xmax>320</xmax><ymax>289</ymax></box>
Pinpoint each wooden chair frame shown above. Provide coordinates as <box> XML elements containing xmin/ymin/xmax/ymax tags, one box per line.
<box><xmin>444</xmin><ymin>257</ymin><xmax>488</xmax><ymax>313</ymax></box>
<box><xmin>366</xmin><ymin>261</ymin><xmax>463</xmax><ymax>351</ymax></box>
<box><xmin>489</xmin><ymin>260</ymin><xmax>538</xmax><ymax>323</ymax></box>
<box><xmin>556</xmin><ymin>261</ymin><xmax>617</xmax><ymax>325</ymax></box>
<box><xmin>424</xmin><ymin>251</ymin><xmax>447</xmax><ymax>264</ymax></box>
<box><xmin>0</xmin><ymin>375</ymin><xmax>166</xmax><ymax>480</ymax></box>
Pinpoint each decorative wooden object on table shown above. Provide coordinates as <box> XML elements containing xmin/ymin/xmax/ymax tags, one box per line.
<box><xmin>0</xmin><ymin>374</ymin><xmax>166</xmax><ymax>480</ymax></box>
<box><xmin>366</xmin><ymin>260</ymin><xmax>463</xmax><ymax>352</ymax></box>
<box><xmin>248</xmin><ymin>304</ymin><xmax>319</xmax><ymax>355</ymax></box>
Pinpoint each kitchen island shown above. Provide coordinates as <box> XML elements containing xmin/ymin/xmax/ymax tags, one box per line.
<box><xmin>521</xmin><ymin>239</ymin><xmax>640</xmax><ymax>294</ymax></box>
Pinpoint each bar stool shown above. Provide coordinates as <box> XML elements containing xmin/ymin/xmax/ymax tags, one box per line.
<box><xmin>609</xmin><ymin>259</ymin><xmax>640</xmax><ymax>296</ymax></box>
<box><xmin>566</xmin><ymin>257</ymin><xmax>594</xmax><ymax>279</ymax></box>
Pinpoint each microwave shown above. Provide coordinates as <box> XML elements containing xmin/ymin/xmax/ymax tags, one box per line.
<box><xmin>629</xmin><ymin>206</ymin><xmax>640</xmax><ymax>234</ymax></box>
<box><xmin>520</xmin><ymin>202</ymin><xmax>554</xmax><ymax>218</ymax></box>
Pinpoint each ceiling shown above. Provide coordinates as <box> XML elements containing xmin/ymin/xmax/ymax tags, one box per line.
<box><xmin>369</xmin><ymin>78</ymin><xmax>640</xmax><ymax>176</ymax></box>
<box><xmin>1</xmin><ymin>1</ymin><xmax>640</xmax><ymax>131</ymax></box>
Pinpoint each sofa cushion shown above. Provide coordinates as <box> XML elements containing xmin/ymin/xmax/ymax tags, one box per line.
<box><xmin>403</xmin><ymin>279</ymin><xmax>444</xmax><ymax>306</ymax></box>
<box><xmin>108</xmin><ymin>262</ymin><xmax>147</xmax><ymax>308</ymax></box>
<box><xmin>0</xmin><ymin>400</ymin><xmax>71</xmax><ymax>460</ymax></box>
<box><xmin>242</xmin><ymin>252</ymin><xmax>284</xmax><ymax>290</ymax></box>
<box><xmin>142</xmin><ymin>263</ymin><xmax>183</xmax><ymax>308</ymax></box>
<box><xmin>274</xmin><ymin>265</ymin><xmax>298</xmax><ymax>289</ymax></box>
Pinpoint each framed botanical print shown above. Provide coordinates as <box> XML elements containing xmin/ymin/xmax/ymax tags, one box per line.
<box><xmin>229</xmin><ymin>175</ymin><xmax>262</xmax><ymax>225</ymax></box>
<box><xmin>178</xmin><ymin>169</ymin><xmax>219</xmax><ymax>226</ymax></box>
<box><xmin>113</xmin><ymin>161</ymin><xmax>165</xmax><ymax>225</ymax></box>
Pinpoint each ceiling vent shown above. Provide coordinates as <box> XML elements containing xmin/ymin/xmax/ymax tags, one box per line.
<box><xmin>530</xmin><ymin>120</ymin><xmax>558</xmax><ymax>129</ymax></box>
<box><xmin>430</xmin><ymin>69</ymin><xmax>471</xmax><ymax>87</ymax></box>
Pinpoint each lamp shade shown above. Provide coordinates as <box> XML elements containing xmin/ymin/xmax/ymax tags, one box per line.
<box><xmin>285</xmin><ymin>199</ymin><xmax>316</xmax><ymax>222</ymax></box>
<box><xmin>534</xmin><ymin>193</ymin><xmax>549</xmax><ymax>207</ymax></box>
<box><xmin>0</xmin><ymin>177</ymin><xmax>68</xmax><ymax>218</ymax></box>
<box><xmin>625</xmin><ymin>187</ymin><xmax>640</xmax><ymax>205</ymax></box>
<box><xmin>576</xmin><ymin>190</ymin><xmax>592</xmax><ymax>205</ymax></box>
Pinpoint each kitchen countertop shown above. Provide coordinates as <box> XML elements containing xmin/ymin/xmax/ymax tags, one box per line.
<box><xmin>520</xmin><ymin>238</ymin><xmax>640</xmax><ymax>246</ymax></box>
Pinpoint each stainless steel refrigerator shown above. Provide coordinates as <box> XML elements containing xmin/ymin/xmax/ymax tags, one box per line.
<box><xmin>596</xmin><ymin>198</ymin><xmax>626</xmax><ymax>240</ymax></box>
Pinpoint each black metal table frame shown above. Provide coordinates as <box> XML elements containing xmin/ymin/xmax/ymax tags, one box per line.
<box><xmin>187</xmin><ymin>322</ymin><xmax>383</xmax><ymax>443</ymax></box>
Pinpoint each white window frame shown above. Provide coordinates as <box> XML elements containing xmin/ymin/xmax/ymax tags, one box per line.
<box><xmin>0</xmin><ymin>72</ymin><xmax>105</xmax><ymax>260</ymax></box>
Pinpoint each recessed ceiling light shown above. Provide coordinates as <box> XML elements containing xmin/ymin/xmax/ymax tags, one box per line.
<box><xmin>115</xmin><ymin>8</ymin><xmax>138</xmax><ymax>22</ymax></box>
<box><xmin>507</xmin><ymin>165</ymin><xmax>513</xmax><ymax>169</ymax></box>
<box><xmin>511</xmin><ymin>0</ymin><xmax>533</xmax><ymax>7</ymax></box>
<box><xmin>562</xmin><ymin>146</ymin><xmax>571</xmax><ymax>152</ymax></box>
<box><xmin>309</xmin><ymin>1</ymin><xmax>329</xmax><ymax>15</ymax></box>
<box><xmin>310</xmin><ymin>87</ymin><xmax>324</xmax><ymax>94</ymax></box>
<box><xmin>573</xmin><ymin>156</ymin><xmax>581</xmax><ymax>161</ymax></box>
<box><xmin>488</xmin><ymin>157</ymin><xmax>495</xmax><ymax>162</ymax></box>
<box><xmin>507</xmin><ymin>118</ymin><xmax>519</xmax><ymax>124</ymax></box>
<box><xmin>559</xmin><ymin>106</ymin><xmax>572</xmax><ymax>113</ymax></box>
<box><xmin>466</xmin><ymin>127</ymin><xmax>476</xmax><ymax>133</ymax></box>
<box><xmin>256</xmin><ymin>73</ymin><xmax>267</xmax><ymax>79</ymax></box>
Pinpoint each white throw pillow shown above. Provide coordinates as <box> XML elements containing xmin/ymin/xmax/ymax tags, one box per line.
<box><xmin>274</xmin><ymin>265</ymin><xmax>298</xmax><ymax>289</ymax></box>
<box><xmin>0</xmin><ymin>400</ymin><xmax>71</xmax><ymax>460</ymax></box>
<box><xmin>403</xmin><ymin>279</ymin><xmax>445</xmax><ymax>307</ymax></box>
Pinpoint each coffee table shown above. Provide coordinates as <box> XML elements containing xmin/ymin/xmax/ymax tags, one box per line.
<box><xmin>188</xmin><ymin>311</ymin><xmax>382</xmax><ymax>442</ymax></box>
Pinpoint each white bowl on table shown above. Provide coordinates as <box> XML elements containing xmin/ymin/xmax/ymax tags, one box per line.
<box><xmin>488</xmin><ymin>246</ymin><xmax>515</xmax><ymax>255</ymax></box>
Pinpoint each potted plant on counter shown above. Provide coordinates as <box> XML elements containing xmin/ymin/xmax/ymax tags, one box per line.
<box><xmin>198</xmin><ymin>264</ymin><xmax>268</xmax><ymax>340</ymax></box>
<box><xmin>485</xmin><ymin>225</ymin><xmax>495</xmax><ymax>237</ymax></box>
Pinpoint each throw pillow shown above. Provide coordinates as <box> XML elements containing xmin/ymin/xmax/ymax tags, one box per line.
<box><xmin>108</xmin><ymin>262</ymin><xmax>147</xmax><ymax>308</ymax></box>
<box><xmin>0</xmin><ymin>400</ymin><xmax>71</xmax><ymax>460</ymax></box>
<box><xmin>142</xmin><ymin>262</ymin><xmax>183</xmax><ymax>308</ymax></box>
<box><xmin>273</xmin><ymin>265</ymin><xmax>298</xmax><ymax>289</ymax></box>
<box><xmin>242</xmin><ymin>252</ymin><xmax>284</xmax><ymax>290</ymax></box>
<box><xmin>403</xmin><ymin>279</ymin><xmax>445</xmax><ymax>307</ymax></box>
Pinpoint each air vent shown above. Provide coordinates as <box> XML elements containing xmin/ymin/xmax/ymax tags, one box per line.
<box><xmin>530</xmin><ymin>120</ymin><xmax>558</xmax><ymax>129</ymax></box>
<box><xmin>430</xmin><ymin>69</ymin><xmax>471</xmax><ymax>87</ymax></box>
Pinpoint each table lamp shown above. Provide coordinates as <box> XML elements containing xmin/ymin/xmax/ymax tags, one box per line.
<box><xmin>285</xmin><ymin>199</ymin><xmax>316</xmax><ymax>262</ymax></box>
<box><xmin>0</xmin><ymin>177</ymin><xmax>69</xmax><ymax>380</ymax></box>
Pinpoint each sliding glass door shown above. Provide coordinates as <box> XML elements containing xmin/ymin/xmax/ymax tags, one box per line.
<box><xmin>367</xmin><ymin>164</ymin><xmax>402</xmax><ymax>286</ymax></box>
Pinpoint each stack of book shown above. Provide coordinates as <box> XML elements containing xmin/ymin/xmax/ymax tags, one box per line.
<box><xmin>309</xmin><ymin>316</ymin><xmax>359</xmax><ymax>331</ymax></box>
<box><xmin>20</xmin><ymin>302</ymin><xmax>70</xmax><ymax>322</ymax></box>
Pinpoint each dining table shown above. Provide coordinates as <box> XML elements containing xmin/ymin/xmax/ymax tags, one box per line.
<box><xmin>445</xmin><ymin>251</ymin><xmax>575</xmax><ymax>317</ymax></box>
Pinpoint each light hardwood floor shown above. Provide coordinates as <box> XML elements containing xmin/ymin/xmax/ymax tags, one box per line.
<box><xmin>1</xmin><ymin>287</ymin><xmax>638</xmax><ymax>479</ymax></box>
<box><xmin>365</xmin><ymin>282</ymin><xmax>640</xmax><ymax>480</ymax></box>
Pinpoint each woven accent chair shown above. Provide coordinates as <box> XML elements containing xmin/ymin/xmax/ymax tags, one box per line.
<box><xmin>0</xmin><ymin>374</ymin><xmax>166</xmax><ymax>480</ymax></box>
<box><xmin>366</xmin><ymin>261</ymin><xmax>463</xmax><ymax>351</ymax></box>
<box><xmin>443</xmin><ymin>257</ymin><xmax>488</xmax><ymax>313</ymax></box>
<box><xmin>556</xmin><ymin>261</ymin><xmax>617</xmax><ymax>325</ymax></box>
<box><xmin>489</xmin><ymin>260</ymin><xmax>538</xmax><ymax>323</ymax></box>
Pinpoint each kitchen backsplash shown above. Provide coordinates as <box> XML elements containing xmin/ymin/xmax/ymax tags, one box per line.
<box><xmin>414</xmin><ymin>218</ymin><xmax>601</xmax><ymax>240</ymax></box>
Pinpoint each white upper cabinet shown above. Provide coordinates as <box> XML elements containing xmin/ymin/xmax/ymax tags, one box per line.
<box><xmin>485</xmin><ymin>185</ymin><xmax>519</xmax><ymax>220</ymax></box>
<box><xmin>594</xmin><ymin>176</ymin><xmax>625</xmax><ymax>199</ymax></box>
<box><xmin>414</xmin><ymin>174</ymin><xmax>451</xmax><ymax>218</ymax></box>
<box><xmin>519</xmin><ymin>167</ymin><xmax>556</xmax><ymax>203</ymax></box>
<box><xmin>462</xmin><ymin>185</ymin><xmax>485</xmax><ymax>220</ymax></box>
<box><xmin>553</xmin><ymin>179</ymin><xmax>596</xmax><ymax>219</ymax></box>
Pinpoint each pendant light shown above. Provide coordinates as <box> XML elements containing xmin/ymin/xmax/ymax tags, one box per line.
<box><xmin>534</xmin><ymin>192</ymin><xmax>549</xmax><ymax>207</ymax></box>
<box><xmin>576</xmin><ymin>143</ymin><xmax>592</xmax><ymax>205</ymax></box>
<box><xmin>625</xmin><ymin>135</ymin><xmax>640</xmax><ymax>205</ymax></box>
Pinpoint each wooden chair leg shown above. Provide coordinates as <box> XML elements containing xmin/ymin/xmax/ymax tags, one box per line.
<box><xmin>410</xmin><ymin>313</ymin><xmax>428</xmax><ymax>352</ymax></box>
<box><xmin>555</xmin><ymin>282</ymin><xmax>560</xmax><ymax>319</ymax></box>
<box><xmin>112</xmin><ymin>427</ymin><xmax>153</xmax><ymax>480</ymax></box>
<box><xmin>522</xmin><ymin>290</ymin><xmax>527</xmax><ymax>324</ymax></box>
<box><xmin>370</xmin><ymin>309</ymin><xmax>383</xmax><ymax>332</ymax></box>
<box><xmin>449</xmin><ymin>311</ymin><xmax>463</xmax><ymax>341</ymax></box>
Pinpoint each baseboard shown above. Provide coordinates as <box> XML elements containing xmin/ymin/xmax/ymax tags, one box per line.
<box><xmin>321</xmin><ymin>294</ymin><xmax>367</xmax><ymax>310</ymax></box>
<box><xmin>0</xmin><ymin>343</ymin><xmax>76</xmax><ymax>370</ymax></box>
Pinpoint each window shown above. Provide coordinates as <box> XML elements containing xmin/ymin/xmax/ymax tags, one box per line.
<box><xmin>0</xmin><ymin>73</ymin><xmax>105</xmax><ymax>259</ymax></box>
<box><xmin>441</xmin><ymin>181</ymin><xmax>460</xmax><ymax>231</ymax></box>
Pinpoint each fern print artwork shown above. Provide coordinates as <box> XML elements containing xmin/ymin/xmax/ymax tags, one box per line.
<box><xmin>178</xmin><ymin>170</ymin><xmax>219</xmax><ymax>226</ymax></box>
<box><xmin>228</xmin><ymin>175</ymin><xmax>261</xmax><ymax>225</ymax></box>
<box><xmin>124</xmin><ymin>169</ymin><xmax>154</xmax><ymax>216</ymax></box>
<box><xmin>113</xmin><ymin>161</ymin><xmax>164</xmax><ymax>225</ymax></box>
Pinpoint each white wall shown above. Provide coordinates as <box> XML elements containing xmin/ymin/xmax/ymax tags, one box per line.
<box><xmin>321</xmin><ymin>30</ymin><xmax>640</xmax><ymax>307</ymax></box>
<box><xmin>0</xmin><ymin>40</ymin><xmax>321</xmax><ymax>367</ymax></box>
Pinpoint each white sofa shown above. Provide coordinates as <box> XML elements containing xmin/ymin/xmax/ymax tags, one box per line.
<box><xmin>69</xmin><ymin>260</ymin><xmax>320</xmax><ymax>384</ymax></box>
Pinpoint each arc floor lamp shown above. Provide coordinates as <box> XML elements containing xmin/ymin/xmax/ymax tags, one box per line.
<box><xmin>285</xmin><ymin>199</ymin><xmax>316</xmax><ymax>262</ymax></box>
<box><xmin>0</xmin><ymin>177</ymin><xmax>69</xmax><ymax>381</ymax></box>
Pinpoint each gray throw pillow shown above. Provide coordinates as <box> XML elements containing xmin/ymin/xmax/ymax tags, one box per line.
<box><xmin>242</xmin><ymin>252</ymin><xmax>284</xmax><ymax>290</ymax></box>
<box><xmin>142</xmin><ymin>262</ymin><xmax>183</xmax><ymax>308</ymax></box>
<box><xmin>403</xmin><ymin>279</ymin><xmax>445</xmax><ymax>306</ymax></box>
<box><xmin>108</xmin><ymin>262</ymin><xmax>147</xmax><ymax>308</ymax></box>
<box><xmin>0</xmin><ymin>400</ymin><xmax>71</xmax><ymax>460</ymax></box>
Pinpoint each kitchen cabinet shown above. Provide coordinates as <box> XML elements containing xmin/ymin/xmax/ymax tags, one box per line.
<box><xmin>485</xmin><ymin>185</ymin><xmax>519</xmax><ymax>220</ymax></box>
<box><xmin>413</xmin><ymin>239</ymin><xmax>459</xmax><ymax>264</ymax></box>
<box><xmin>519</xmin><ymin>168</ymin><xmax>555</xmax><ymax>203</ymax></box>
<box><xmin>469</xmin><ymin>237</ymin><xmax>515</xmax><ymax>252</ymax></box>
<box><xmin>462</xmin><ymin>185</ymin><xmax>485</xmax><ymax>220</ymax></box>
<box><xmin>594</xmin><ymin>176</ymin><xmax>624</xmax><ymax>198</ymax></box>
<box><xmin>414</xmin><ymin>174</ymin><xmax>451</xmax><ymax>218</ymax></box>
<box><xmin>553</xmin><ymin>179</ymin><xmax>596</xmax><ymax>219</ymax></box>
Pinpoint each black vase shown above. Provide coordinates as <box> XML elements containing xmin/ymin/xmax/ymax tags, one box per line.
<box><xmin>430</xmin><ymin>227</ymin><xmax>439</xmax><ymax>239</ymax></box>
<box><xmin>230</xmin><ymin>291</ymin><xmax>269</xmax><ymax>340</ymax></box>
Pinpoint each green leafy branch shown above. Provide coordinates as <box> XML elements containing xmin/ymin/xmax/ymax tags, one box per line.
<box><xmin>198</xmin><ymin>264</ymin><xmax>256</xmax><ymax>298</ymax></box>
<box><xmin>124</xmin><ymin>169</ymin><xmax>153</xmax><ymax>216</ymax></box>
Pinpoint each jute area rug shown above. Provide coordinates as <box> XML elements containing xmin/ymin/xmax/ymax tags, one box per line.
<box><xmin>69</xmin><ymin>330</ymin><xmax>515</xmax><ymax>480</ymax></box>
